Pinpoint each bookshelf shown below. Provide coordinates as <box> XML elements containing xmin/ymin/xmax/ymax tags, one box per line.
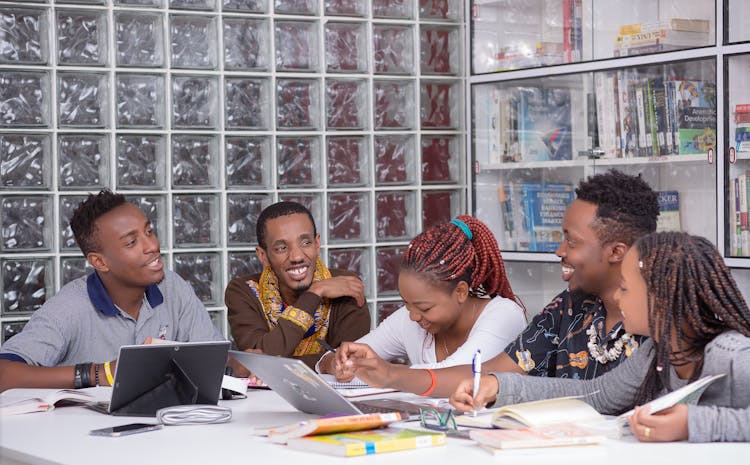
<box><xmin>468</xmin><ymin>0</ymin><xmax>750</xmax><ymax>313</ymax></box>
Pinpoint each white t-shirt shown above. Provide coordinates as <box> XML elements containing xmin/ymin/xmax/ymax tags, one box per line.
<box><xmin>357</xmin><ymin>296</ymin><xmax>527</xmax><ymax>369</ymax></box>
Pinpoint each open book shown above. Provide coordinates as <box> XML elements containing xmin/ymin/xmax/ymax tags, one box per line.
<box><xmin>255</xmin><ymin>412</ymin><xmax>403</xmax><ymax>444</ymax></box>
<box><xmin>456</xmin><ymin>396</ymin><xmax>603</xmax><ymax>429</ymax></box>
<box><xmin>617</xmin><ymin>373</ymin><xmax>726</xmax><ymax>431</ymax></box>
<box><xmin>0</xmin><ymin>387</ymin><xmax>111</xmax><ymax>415</ymax></box>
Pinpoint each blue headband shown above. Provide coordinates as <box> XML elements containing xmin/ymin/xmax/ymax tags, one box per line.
<box><xmin>450</xmin><ymin>218</ymin><xmax>472</xmax><ymax>240</ymax></box>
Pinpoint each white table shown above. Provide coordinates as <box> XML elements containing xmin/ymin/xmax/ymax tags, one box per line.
<box><xmin>1</xmin><ymin>389</ymin><xmax>748</xmax><ymax>465</ymax></box>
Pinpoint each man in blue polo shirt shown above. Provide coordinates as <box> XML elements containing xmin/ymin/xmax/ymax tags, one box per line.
<box><xmin>0</xmin><ymin>190</ymin><xmax>224</xmax><ymax>392</ymax></box>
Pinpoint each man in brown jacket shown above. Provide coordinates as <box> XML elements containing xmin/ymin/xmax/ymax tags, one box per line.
<box><xmin>226</xmin><ymin>201</ymin><xmax>371</xmax><ymax>368</ymax></box>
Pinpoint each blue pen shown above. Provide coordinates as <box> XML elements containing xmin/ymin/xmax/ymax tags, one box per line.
<box><xmin>472</xmin><ymin>349</ymin><xmax>482</xmax><ymax>417</ymax></box>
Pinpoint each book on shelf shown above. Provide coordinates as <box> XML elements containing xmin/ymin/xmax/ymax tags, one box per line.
<box><xmin>517</xmin><ymin>86</ymin><xmax>572</xmax><ymax>161</ymax></box>
<box><xmin>469</xmin><ymin>422</ymin><xmax>606</xmax><ymax>450</ymax></box>
<box><xmin>671</xmin><ymin>80</ymin><xmax>717</xmax><ymax>155</ymax></box>
<box><xmin>634</xmin><ymin>83</ymin><xmax>650</xmax><ymax>157</ymax></box>
<box><xmin>619</xmin><ymin>18</ymin><xmax>711</xmax><ymax>35</ymax></box>
<box><xmin>594</xmin><ymin>71</ymin><xmax>620</xmax><ymax>158</ymax></box>
<box><xmin>0</xmin><ymin>387</ymin><xmax>109</xmax><ymax>415</ymax></box>
<box><xmin>729</xmin><ymin>178</ymin><xmax>742</xmax><ymax>256</ymax></box>
<box><xmin>651</xmin><ymin>77</ymin><xmax>671</xmax><ymax>156</ymax></box>
<box><xmin>286</xmin><ymin>427</ymin><xmax>446</xmax><ymax>457</ymax></box>
<box><xmin>500</xmin><ymin>182</ymin><xmax>575</xmax><ymax>252</ymax></box>
<box><xmin>736</xmin><ymin>103</ymin><xmax>750</xmax><ymax>124</ymax></box>
<box><xmin>615</xmin><ymin>28</ymin><xmax>710</xmax><ymax>49</ymax></box>
<box><xmin>729</xmin><ymin>172</ymin><xmax>750</xmax><ymax>255</ymax></box>
<box><xmin>736</xmin><ymin>126</ymin><xmax>750</xmax><ymax>152</ymax></box>
<box><xmin>256</xmin><ymin>412</ymin><xmax>404</xmax><ymax>444</ymax></box>
<box><xmin>455</xmin><ymin>396</ymin><xmax>603</xmax><ymax>430</ymax></box>
<box><xmin>613</xmin><ymin>42</ymin><xmax>686</xmax><ymax>57</ymax></box>
<box><xmin>656</xmin><ymin>191</ymin><xmax>681</xmax><ymax>232</ymax></box>
<box><xmin>616</xmin><ymin>68</ymin><xmax>639</xmax><ymax>157</ymax></box>
<box><xmin>599</xmin><ymin>72</ymin><xmax>717</xmax><ymax>158</ymax></box>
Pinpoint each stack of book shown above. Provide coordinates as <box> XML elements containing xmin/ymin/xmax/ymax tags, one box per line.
<box><xmin>254</xmin><ymin>412</ymin><xmax>446</xmax><ymax>457</ymax></box>
<box><xmin>614</xmin><ymin>18</ymin><xmax>711</xmax><ymax>57</ymax></box>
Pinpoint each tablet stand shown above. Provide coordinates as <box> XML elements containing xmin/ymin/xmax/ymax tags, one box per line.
<box><xmin>112</xmin><ymin>358</ymin><xmax>199</xmax><ymax>416</ymax></box>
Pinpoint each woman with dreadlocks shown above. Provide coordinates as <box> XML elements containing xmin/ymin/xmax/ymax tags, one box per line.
<box><xmin>451</xmin><ymin>231</ymin><xmax>750</xmax><ymax>443</ymax></box>
<box><xmin>317</xmin><ymin>215</ymin><xmax>526</xmax><ymax>380</ymax></box>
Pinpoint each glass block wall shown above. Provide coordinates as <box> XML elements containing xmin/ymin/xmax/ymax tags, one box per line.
<box><xmin>0</xmin><ymin>0</ymin><xmax>466</xmax><ymax>342</ymax></box>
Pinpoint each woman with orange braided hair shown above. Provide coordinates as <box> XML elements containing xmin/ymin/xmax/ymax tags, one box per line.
<box><xmin>317</xmin><ymin>215</ymin><xmax>526</xmax><ymax>380</ymax></box>
<box><xmin>452</xmin><ymin>232</ymin><xmax>750</xmax><ymax>443</ymax></box>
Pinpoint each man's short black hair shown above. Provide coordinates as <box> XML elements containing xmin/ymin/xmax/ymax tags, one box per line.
<box><xmin>575</xmin><ymin>169</ymin><xmax>659</xmax><ymax>245</ymax></box>
<box><xmin>256</xmin><ymin>201</ymin><xmax>316</xmax><ymax>249</ymax></box>
<box><xmin>70</xmin><ymin>189</ymin><xmax>128</xmax><ymax>256</ymax></box>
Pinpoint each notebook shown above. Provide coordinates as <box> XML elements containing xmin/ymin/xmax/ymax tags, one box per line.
<box><xmin>319</xmin><ymin>374</ymin><xmax>399</xmax><ymax>397</ymax></box>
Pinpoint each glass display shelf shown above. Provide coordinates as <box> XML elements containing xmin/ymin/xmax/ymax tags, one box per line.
<box><xmin>472</xmin><ymin>57</ymin><xmax>717</xmax><ymax>254</ymax></box>
<box><xmin>472</xmin><ymin>0</ymin><xmax>716</xmax><ymax>74</ymax></box>
<box><xmin>724</xmin><ymin>52</ymin><xmax>750</xmax><ymax>257</ymax></box>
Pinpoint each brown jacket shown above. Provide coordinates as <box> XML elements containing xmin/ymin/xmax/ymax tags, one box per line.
<box><xmin>226</xmin><ymin>269</ymin><xmax>371</xmax><ymax>368</ymax></box>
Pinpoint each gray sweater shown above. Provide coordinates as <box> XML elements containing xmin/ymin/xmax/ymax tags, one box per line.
<box><xmin>491</xmin><ymin>331</ymin><xmax>750</xmax><ymax>442</ymax></box>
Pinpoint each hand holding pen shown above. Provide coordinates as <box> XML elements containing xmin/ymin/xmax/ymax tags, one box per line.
<box><xmin>472</xmin><ymin>349</ymin><xmax>482</xmax><ymax>417</ymax></box>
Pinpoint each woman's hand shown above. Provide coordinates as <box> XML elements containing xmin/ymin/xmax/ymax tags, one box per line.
<box><xmin>318</xmin><ymin>352</ymin><xmax>356</xmax><ymax>382</ymax></box>
<box><xmin>629</xmin><ymin>404</ymin><xmax>689</xmax><ymax>442</ymax></box>
<box><xmin>336</xmin><ymin>342</ymin><xmax>392</xmax><ymax>387</ymax></box>
<box><xmin>449</xmin><ymin>374</ymin><xmax>499</xmax><ymax>413</ymax></box>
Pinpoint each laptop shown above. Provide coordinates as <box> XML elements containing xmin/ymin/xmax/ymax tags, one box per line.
<box><xmin>92</xmin><ymin>341</ymin><xmax>230</xmax><ymax>416</ymax></box>
<box><xmin>229</xmin><ymin>350</ymin><xmax>427</xmax><ymax>419</ymax></box>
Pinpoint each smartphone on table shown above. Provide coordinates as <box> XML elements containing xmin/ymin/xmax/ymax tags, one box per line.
<box><xmin>90</xmin><ymin>423</ymin><xmax>162</xmax><ymax>437</ymax></box>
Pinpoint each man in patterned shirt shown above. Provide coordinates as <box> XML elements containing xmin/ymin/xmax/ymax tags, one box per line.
<box><xmin>333</xmin><ymin>170</ymin><xmax>660</xmax><ymax>395</ymax></box>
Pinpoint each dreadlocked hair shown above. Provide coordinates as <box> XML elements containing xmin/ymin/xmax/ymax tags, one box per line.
<box><xmin>633</xmin><ymin>231</ymin><xmax>750</xmax><ymax>405</ymax></box>
<box><xmin>401</xmin><ymin>215</ymin><xmax>522</xmax><ymax>309</ymax></box>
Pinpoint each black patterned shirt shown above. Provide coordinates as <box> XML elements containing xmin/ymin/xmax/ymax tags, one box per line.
<box><xmin>504</xmin><ymin>289</ymin><xmax>646</xmax><ymax>379</ymax></box>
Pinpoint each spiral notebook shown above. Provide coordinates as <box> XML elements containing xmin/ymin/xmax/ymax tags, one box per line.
<box><xmin>320</xmin><ymin>375</ymin><xmax>398</xmax><ymax>397</ymax></box>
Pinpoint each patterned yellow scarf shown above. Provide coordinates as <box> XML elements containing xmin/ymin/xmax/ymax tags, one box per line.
<box><xmin>249</xmin><ymin>257</ymin><xmax>332</xmax><ymax>356</ymax></box>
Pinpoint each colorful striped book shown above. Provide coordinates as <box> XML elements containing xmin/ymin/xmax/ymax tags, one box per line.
<box><xmin>286</xmin><ymin>428</ymin><xmax>446</xmax><ymax>456</ymax></box>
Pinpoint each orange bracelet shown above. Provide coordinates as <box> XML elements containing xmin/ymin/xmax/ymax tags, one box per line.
<box><xmin>418</xmin><ymin>368</ymin><xmax>437</xmax><ymax>396</ymax></box>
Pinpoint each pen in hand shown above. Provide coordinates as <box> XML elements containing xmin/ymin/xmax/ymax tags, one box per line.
<box><xmin>472</xmin><ymin>349</ymin><xmax>482</xmax><ymax>417</ymax></box>
<box><xmin>317</xmin><ymin>338</ymin><xmax>337</xmax><ymax>354</ymax></box>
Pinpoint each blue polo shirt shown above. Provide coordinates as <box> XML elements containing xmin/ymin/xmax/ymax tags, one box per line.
<box><xmin>0</xmin><ymin>270</ymin><xmax>224</xmax><ymax>366</ymax></box>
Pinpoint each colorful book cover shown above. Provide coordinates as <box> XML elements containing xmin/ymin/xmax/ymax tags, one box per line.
<box><xmin>518</xmin><ymin>87</ymin><xmax>572</xmax><ymax>161</ymax></box>
<box><xmin>504</xmin><ymin>182</ymin><xmax>531</xmax><ymax>251</ymax></box>
<box><xmin>286</xmin><ymin>427</ymin><xmax>446</xmax><ymax>457</ymax></box>
<box><xmin>671</xmin><ymin>80</ymin><xmax>717</xmax><ymax>154</ymax></box>
<box><xmin>736</xmin><ymin>126</ymin><xmax>750</xmax><ymax>152</ymax></box>
<box><xmin>520</xmin><ymin>183</ymin><xmax>575</xmax><ymax>252</ymax></box>
<box><xmin>260</xmin><ymin>412</ymin><xmax>403</xmax><ymax>444</ymax></box>
<box><xmin>656</xmin><ymin>191</ymin><xmax>681</xmax><ymax>232</ymax></box>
